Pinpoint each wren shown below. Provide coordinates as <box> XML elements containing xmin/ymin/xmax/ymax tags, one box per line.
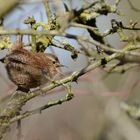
<box><xmin>1</xmin><ymin>48</ymin><xmax>60</xmax><ymax>92</ymax></box>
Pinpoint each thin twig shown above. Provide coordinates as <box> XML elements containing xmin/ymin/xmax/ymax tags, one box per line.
<box><xmin>17</xmin><ymin>119</ymin><xmax>22</xmax><ymax>140</ymax></box>
<box><xmin>127</xmin><ymin>0</ymin><xmax>140</xmax><ymax>12</ymax></box>
<box><xmin>10</xmin><ymin>93</ymin><xmax>74</xmax><ymax>123</ymax></box>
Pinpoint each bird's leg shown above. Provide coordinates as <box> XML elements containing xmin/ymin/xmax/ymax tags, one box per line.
<box><xmin>17</xmin><ymin>86</ymin><xmax>30</xmax><ymax>93</ymax></box>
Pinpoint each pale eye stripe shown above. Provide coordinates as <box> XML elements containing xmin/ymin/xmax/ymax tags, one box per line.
<box><xmin>8</xmin><ymin>62</ymin><xmax>23</xmax><ymax>70</ymax></box>
<box><xmin>8</xmin><ymin>54</ymin><xmax>27</xmax><ymax>64</ymax></box>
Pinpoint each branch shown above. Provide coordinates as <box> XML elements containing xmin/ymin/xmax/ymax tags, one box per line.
<box><xmin>127</xmin><ymin>0</ymin><xmax>140</xmax><ymax>12</ymax></box>
<box><xmin>0</xmin><ymin>29</ymin><xmax>59</xmax><ymax>35</ymax></box>
<box><xmin>121</xmin><ymin>101</ymin><xmax>140</xmax><ymax>120</ymax></box>
<box><xmin>0</xmin><ymin>0</ymin><xmax>19</xmax><ymax>18</ymax></box>
<box><xmin>10</xmin><ymin>93</ymin><xmax>74</xmax><ymax>123</ymax></box>
<box><xmin>103</xmin><ymin>63</ymin><xmax>139</xmax><ymax>74</ymax></box>
<box><xmin>65</xmin><ymin>34</ymin><xmax>140</xmax><ymax>63</ymax></box>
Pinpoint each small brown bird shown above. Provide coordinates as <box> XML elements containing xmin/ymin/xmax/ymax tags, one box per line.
<box><xmin>1</xmin><ymin>48</ymin><xmax>60</xmax><ymax>92</ymax></box>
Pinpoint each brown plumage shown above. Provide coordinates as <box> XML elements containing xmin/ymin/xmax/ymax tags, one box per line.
<box><xmin>1</xmin><ymin>48</ymin><xmax>60</xmax><ymax>92</ymax></box>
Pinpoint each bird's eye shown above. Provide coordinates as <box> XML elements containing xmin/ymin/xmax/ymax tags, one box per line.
<box><xmin>52</xmin><ymin>61</ymin><xmax>56</xmax><ymax>64</ymax></box>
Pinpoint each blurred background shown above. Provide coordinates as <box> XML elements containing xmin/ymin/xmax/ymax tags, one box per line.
<box><xmin>0</xmin><ymin>0</ymin><xmax>140</xmax><ymax>140</ymax></box>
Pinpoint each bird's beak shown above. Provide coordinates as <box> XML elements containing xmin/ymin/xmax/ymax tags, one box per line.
<box><xmin>57</xmin><ymin>64</ymin><xmax>69</xmax><ymax>68</ymax></box>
